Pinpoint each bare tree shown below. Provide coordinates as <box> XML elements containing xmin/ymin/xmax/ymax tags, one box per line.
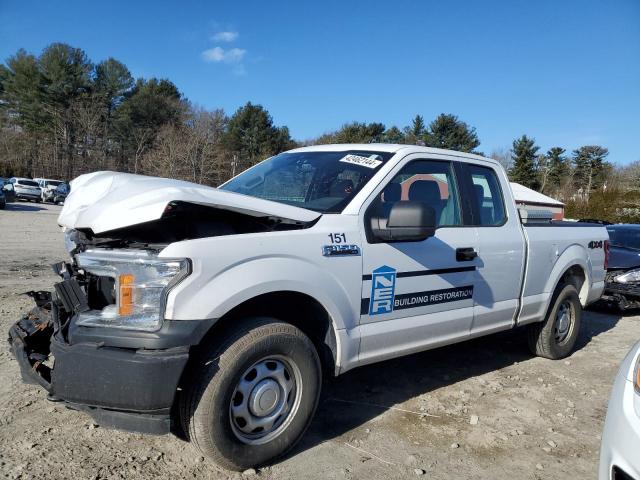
<box><xmin>490</xmin><ymin>147</ymin><xmax>513</xmax><ymax>172</ymax></box>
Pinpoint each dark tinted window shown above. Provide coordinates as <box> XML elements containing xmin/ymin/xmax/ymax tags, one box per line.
<box><xmin>467</xmin><ymin>165</ymin><xmax>506</xmax><ymax>226</ymax></box>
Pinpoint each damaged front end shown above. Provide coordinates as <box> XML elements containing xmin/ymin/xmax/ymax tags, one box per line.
<box><xmin>9</xmin><ymin>290</ymin><xmax>58</xmax><ymax>390</ymax></box>
<box><xmin>8</xmin><ymin>255</ymin><xmax>204</xmax><ymax>435</ymax></box>
<box><xmin>8</xmin><ymin>171</ymin><xmax>323</xmax><ymax>435</ymax></box>
<box><xmin>603</xmin><ymin>268</ymin><xmax>640</xmax><ymax>310</ymax></box>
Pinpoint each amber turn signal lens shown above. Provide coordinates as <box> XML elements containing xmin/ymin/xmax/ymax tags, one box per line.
<box><xmin>118</xmin><ymin>274</ymin><xmax>135</xmax><ymax>316</ymax></box>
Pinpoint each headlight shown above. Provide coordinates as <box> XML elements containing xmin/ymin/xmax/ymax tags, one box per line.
<box><xmin>64</xmin><ymin>229</ymin><xmax>79</xmax><ymax>254</ymax></box>
<box><xmin>75</xmin><ymin>250</ymin><xmax>190</xmax><ymax>331</ymax></box>
<box><xmin>614</xmin><ymin>268</ymin><xmax>640</xmax><ymax>284</ymax></box>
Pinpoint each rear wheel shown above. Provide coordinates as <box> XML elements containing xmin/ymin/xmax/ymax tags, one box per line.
<box><xmin>527</xmin><ymin>283</ymin><xmax>581</xmax><ymax>359</ymax></box>
<box><xmin>181</xmin><ymin>318</ymin><xmax>322</xmax><ymax>470</ymax></box>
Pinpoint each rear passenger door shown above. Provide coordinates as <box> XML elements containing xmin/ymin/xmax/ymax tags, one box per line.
<box><xmin>461</xmin><ymin>163</ymin><xmax>525</xmax><ymax>335</ymax></box>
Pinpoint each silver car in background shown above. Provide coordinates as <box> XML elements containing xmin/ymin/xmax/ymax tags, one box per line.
<box><xmin>599</xmin><ymin>341</ymin><xmax>640</xmax><ymax>480</ymax></box>
<box><xmin>10</xmin><ymin>178</ymin><xmax>42</xmax><ymax>202</ymax></box>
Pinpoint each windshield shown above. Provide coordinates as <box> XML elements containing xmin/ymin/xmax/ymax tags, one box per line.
<box><xmin>607</xmin><ymin>226</ymin><xmax>640</xmax><ymax>250</ymax></box>
<box><xmin>220</xmin><ymin>150</ymin><xmax>393</xmax><ymax>213</ymax></box>
<box><xmin>17</xmin><ymin>180</ymin><xmax>38</xmax><ymax>187</ymax></box>
<box><xmin>46</xmin><ymin>180</ymin><xmax>62</xmax><ymax>187</ymax></box>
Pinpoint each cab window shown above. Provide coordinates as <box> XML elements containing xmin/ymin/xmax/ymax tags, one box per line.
<box><xmin>467</xmin><ymin>165</ymin><xmax>506</xmax><ymax>226</ymax></box>
<box><xmin>379</xmin><ymin>160</ymin><xmax>462</xmax><ymax>227</ymax></box>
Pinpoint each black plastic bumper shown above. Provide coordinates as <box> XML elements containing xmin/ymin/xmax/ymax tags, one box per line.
<box><xmin>602</xmin><ymin>277</ymin><xmax>640</xmax><ymax>310</ymax></box>
<box><xmin>604</xmin><ymin>282</ymin><xmax>640</xmax><ymax>299</ymax></box>
<box><xmin>8</xmin><ymin>305</ymin><xmax>213</xmax><ymax>435</ymax></box>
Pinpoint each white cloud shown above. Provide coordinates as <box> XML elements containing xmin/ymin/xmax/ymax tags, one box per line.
<box><xmin>202</xmin><ymin>47</ymin><xmax>225</xmax><ymax>62</ymax></box>
<box><xmin>211</xmin><ymin>31</ymin><xmax>238</xmax><ymax>42</ymax></box>
<box><xmin>202</xmin><ymin>46</ymin><xmax>246</xmax><ymax>64</ymax></box>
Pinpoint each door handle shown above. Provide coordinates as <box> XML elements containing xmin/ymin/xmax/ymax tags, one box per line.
<box><xmin>456</xmin><ymin>247</ymin><xmax>477</xmax><ymax>262</ymax></box>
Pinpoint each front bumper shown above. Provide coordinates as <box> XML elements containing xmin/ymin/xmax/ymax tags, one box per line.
<box><xmin>8</xmin><ymin>289</ymin><xmax>213</xmax><ymax>435</ymax></box>
<box><xmin>604</xmin><ymin>282</ymin><xmax>640</xmax><ymax>299</ymax></box>
<box><xmin>603</xmin><ymin>275</ymin><xmax>640</xmax><ymax>309</ymax></box>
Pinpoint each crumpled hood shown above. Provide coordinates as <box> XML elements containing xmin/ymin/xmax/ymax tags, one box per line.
<box><xmin>58</xmin><ymin>171</ymin><xmax>320</xmax><ymax>234</ymax></box>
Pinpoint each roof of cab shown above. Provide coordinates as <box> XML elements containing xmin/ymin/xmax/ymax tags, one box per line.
<box><xmin>287</xmin><ymin>143</ymin><xmax>499</xmax><ymax>166</ymax></box>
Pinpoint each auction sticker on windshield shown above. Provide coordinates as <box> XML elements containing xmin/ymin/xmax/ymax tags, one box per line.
<box><xmin>339</xmin><ymin>154</ymin><xmax>383</xmax><ymax>169</ymax></box>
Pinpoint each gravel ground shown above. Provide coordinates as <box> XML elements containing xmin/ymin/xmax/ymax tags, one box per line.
<box><xmin>1</xmin><ymin>202</ymin><xmax>639</xmax><ymax>480</ymax></box>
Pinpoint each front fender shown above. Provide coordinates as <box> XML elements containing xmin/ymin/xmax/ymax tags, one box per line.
<box><xmin>166</xmin><ymin>255</ymin><xmax>358</xmax><ymax>332</ymax></box>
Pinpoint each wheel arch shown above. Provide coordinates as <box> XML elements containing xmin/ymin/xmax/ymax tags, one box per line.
<box><xmin>193</xmin><ymin>291</ymin><xmax>342</xmax><ymax>378</ymax></box>
<box><xmin>544</xmin><ymin>245</ymin><xmax>591</xmax><ymax>307</ymax></box>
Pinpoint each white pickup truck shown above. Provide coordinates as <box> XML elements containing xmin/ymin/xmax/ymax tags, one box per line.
<box><xmin>9</xmin><ymin>144</ymin><xmax>608</xmax><ymax>470</ymax></box>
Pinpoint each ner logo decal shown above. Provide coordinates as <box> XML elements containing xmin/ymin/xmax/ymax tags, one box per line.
<box><xmin>369</xmin><ymin>266</ymin><xmax>396</xmax><ymax>315</ymax></box>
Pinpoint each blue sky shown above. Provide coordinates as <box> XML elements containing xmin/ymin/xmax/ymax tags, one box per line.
<box><xmin>1</xmin><ymin>0</ymin><xmax>639</xmax><ymax>164</ymax></box>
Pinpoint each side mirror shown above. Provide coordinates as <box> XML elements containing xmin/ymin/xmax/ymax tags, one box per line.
<box><xmin>371</xmin><ymin>201</ymin><xmax>436</xmax><ymax>242</ymax></box>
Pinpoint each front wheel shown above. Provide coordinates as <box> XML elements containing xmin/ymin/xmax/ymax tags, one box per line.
<box><xmin>181</xmin><ymin>318</ymin><xmax>322</xmax><ymax>471</ymax></box>
<box><xmin>527</xmin><ymin>283</ymin><xmax>582</xmax><ymax>359</ymax></box>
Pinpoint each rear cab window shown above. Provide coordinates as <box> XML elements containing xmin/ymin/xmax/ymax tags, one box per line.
<box><xmin>466</xmin><ymin>165</ymin><xmax>506</xmax><ymax>226</ymax></box>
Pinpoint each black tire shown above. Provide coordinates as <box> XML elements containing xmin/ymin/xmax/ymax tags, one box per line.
<box><xmin>527</xmin><ymin>283</ymin><xmax>581</xmax><ymax>359</ymax></box>
<box><xmin>181</xmin><ymin>317</ymin><xmax>322</xmax><ymax>471</ymax></box>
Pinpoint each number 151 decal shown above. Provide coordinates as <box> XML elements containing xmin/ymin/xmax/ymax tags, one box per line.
<box><xmin>328</xmin><ymin>233</ymin><xmax>346</xmax><ymax>244</ymax></box>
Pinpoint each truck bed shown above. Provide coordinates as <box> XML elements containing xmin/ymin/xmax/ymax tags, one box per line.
<box><xmin>517</xmin><ymin>221</ymin><xmax>607</xmax><ymax>325</ymax></box>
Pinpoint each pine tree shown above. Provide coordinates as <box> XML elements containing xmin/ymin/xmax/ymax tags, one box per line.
<box><xmin>381</xmin><ymin>126</ymin><xmax>405</xmax><ymax>143</ymax></box>
<box><xmin>546</xmin><ymin>147</ymin><xmax>569</xmax><ymax>192</ymax></box>
<box><xmin>114</xmin><ymin>78</ymin><xmax>184</xmax><ymax>172</ymax></box>
<box><xmin>423</xmin><ymin>113</ymin><xmax>480</xmax><ymax>153</ymax></box>
<box><xmin>223</xmin><ymin>102</ymin><xmax>293</xmax><ymax>169</ymax></box>
<box><xmin>410</xmin><ymin>115</ymin><xmax>425</xmax><ymax>138</ymax></box>
<box><xmin>509</xmin><ymin>135</ymin><xmax>540</xmax><ymax>190</ymax></box>
<box><xmin>572</xmin><ymin>146</ymin><xmax>609</xmax><ymax>199</ymax></box>
<box><xmin>402</xmin><ymin>115</ymin><xmax>426</xmax><ymax>145</ymax></box>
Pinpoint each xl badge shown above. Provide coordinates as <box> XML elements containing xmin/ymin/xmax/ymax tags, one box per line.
<box><xmin>369</xmin><ymin>265</ymin><xmax>396</xmax><ymax>315</ymax></box>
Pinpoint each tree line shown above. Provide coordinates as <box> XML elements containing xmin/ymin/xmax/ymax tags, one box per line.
<box><xmin>499</xmin><ymin>136</ymin><xmax>639</xmax><ymax>222</ymax></box>
<box><xmin>0</xmin><ymin>43</ymin><xmax>295</xmax><ymax>186</ymax></box>
<box><xmin>1</xmin><ymin>43</ymin><xmax>638</xmax><ymax>222</ymax></box>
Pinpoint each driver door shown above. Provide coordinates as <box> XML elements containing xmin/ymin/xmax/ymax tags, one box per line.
<box><xmin>357</xmin><ymin>157</ymin><xmax>478</xmax><ymax>365</ymax></box>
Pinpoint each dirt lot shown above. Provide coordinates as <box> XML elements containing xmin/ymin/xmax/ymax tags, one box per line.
<box><xmin>1</xmin><ymin>202</ymin><xmax>639</xmax><ymax>480</ymax></box>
